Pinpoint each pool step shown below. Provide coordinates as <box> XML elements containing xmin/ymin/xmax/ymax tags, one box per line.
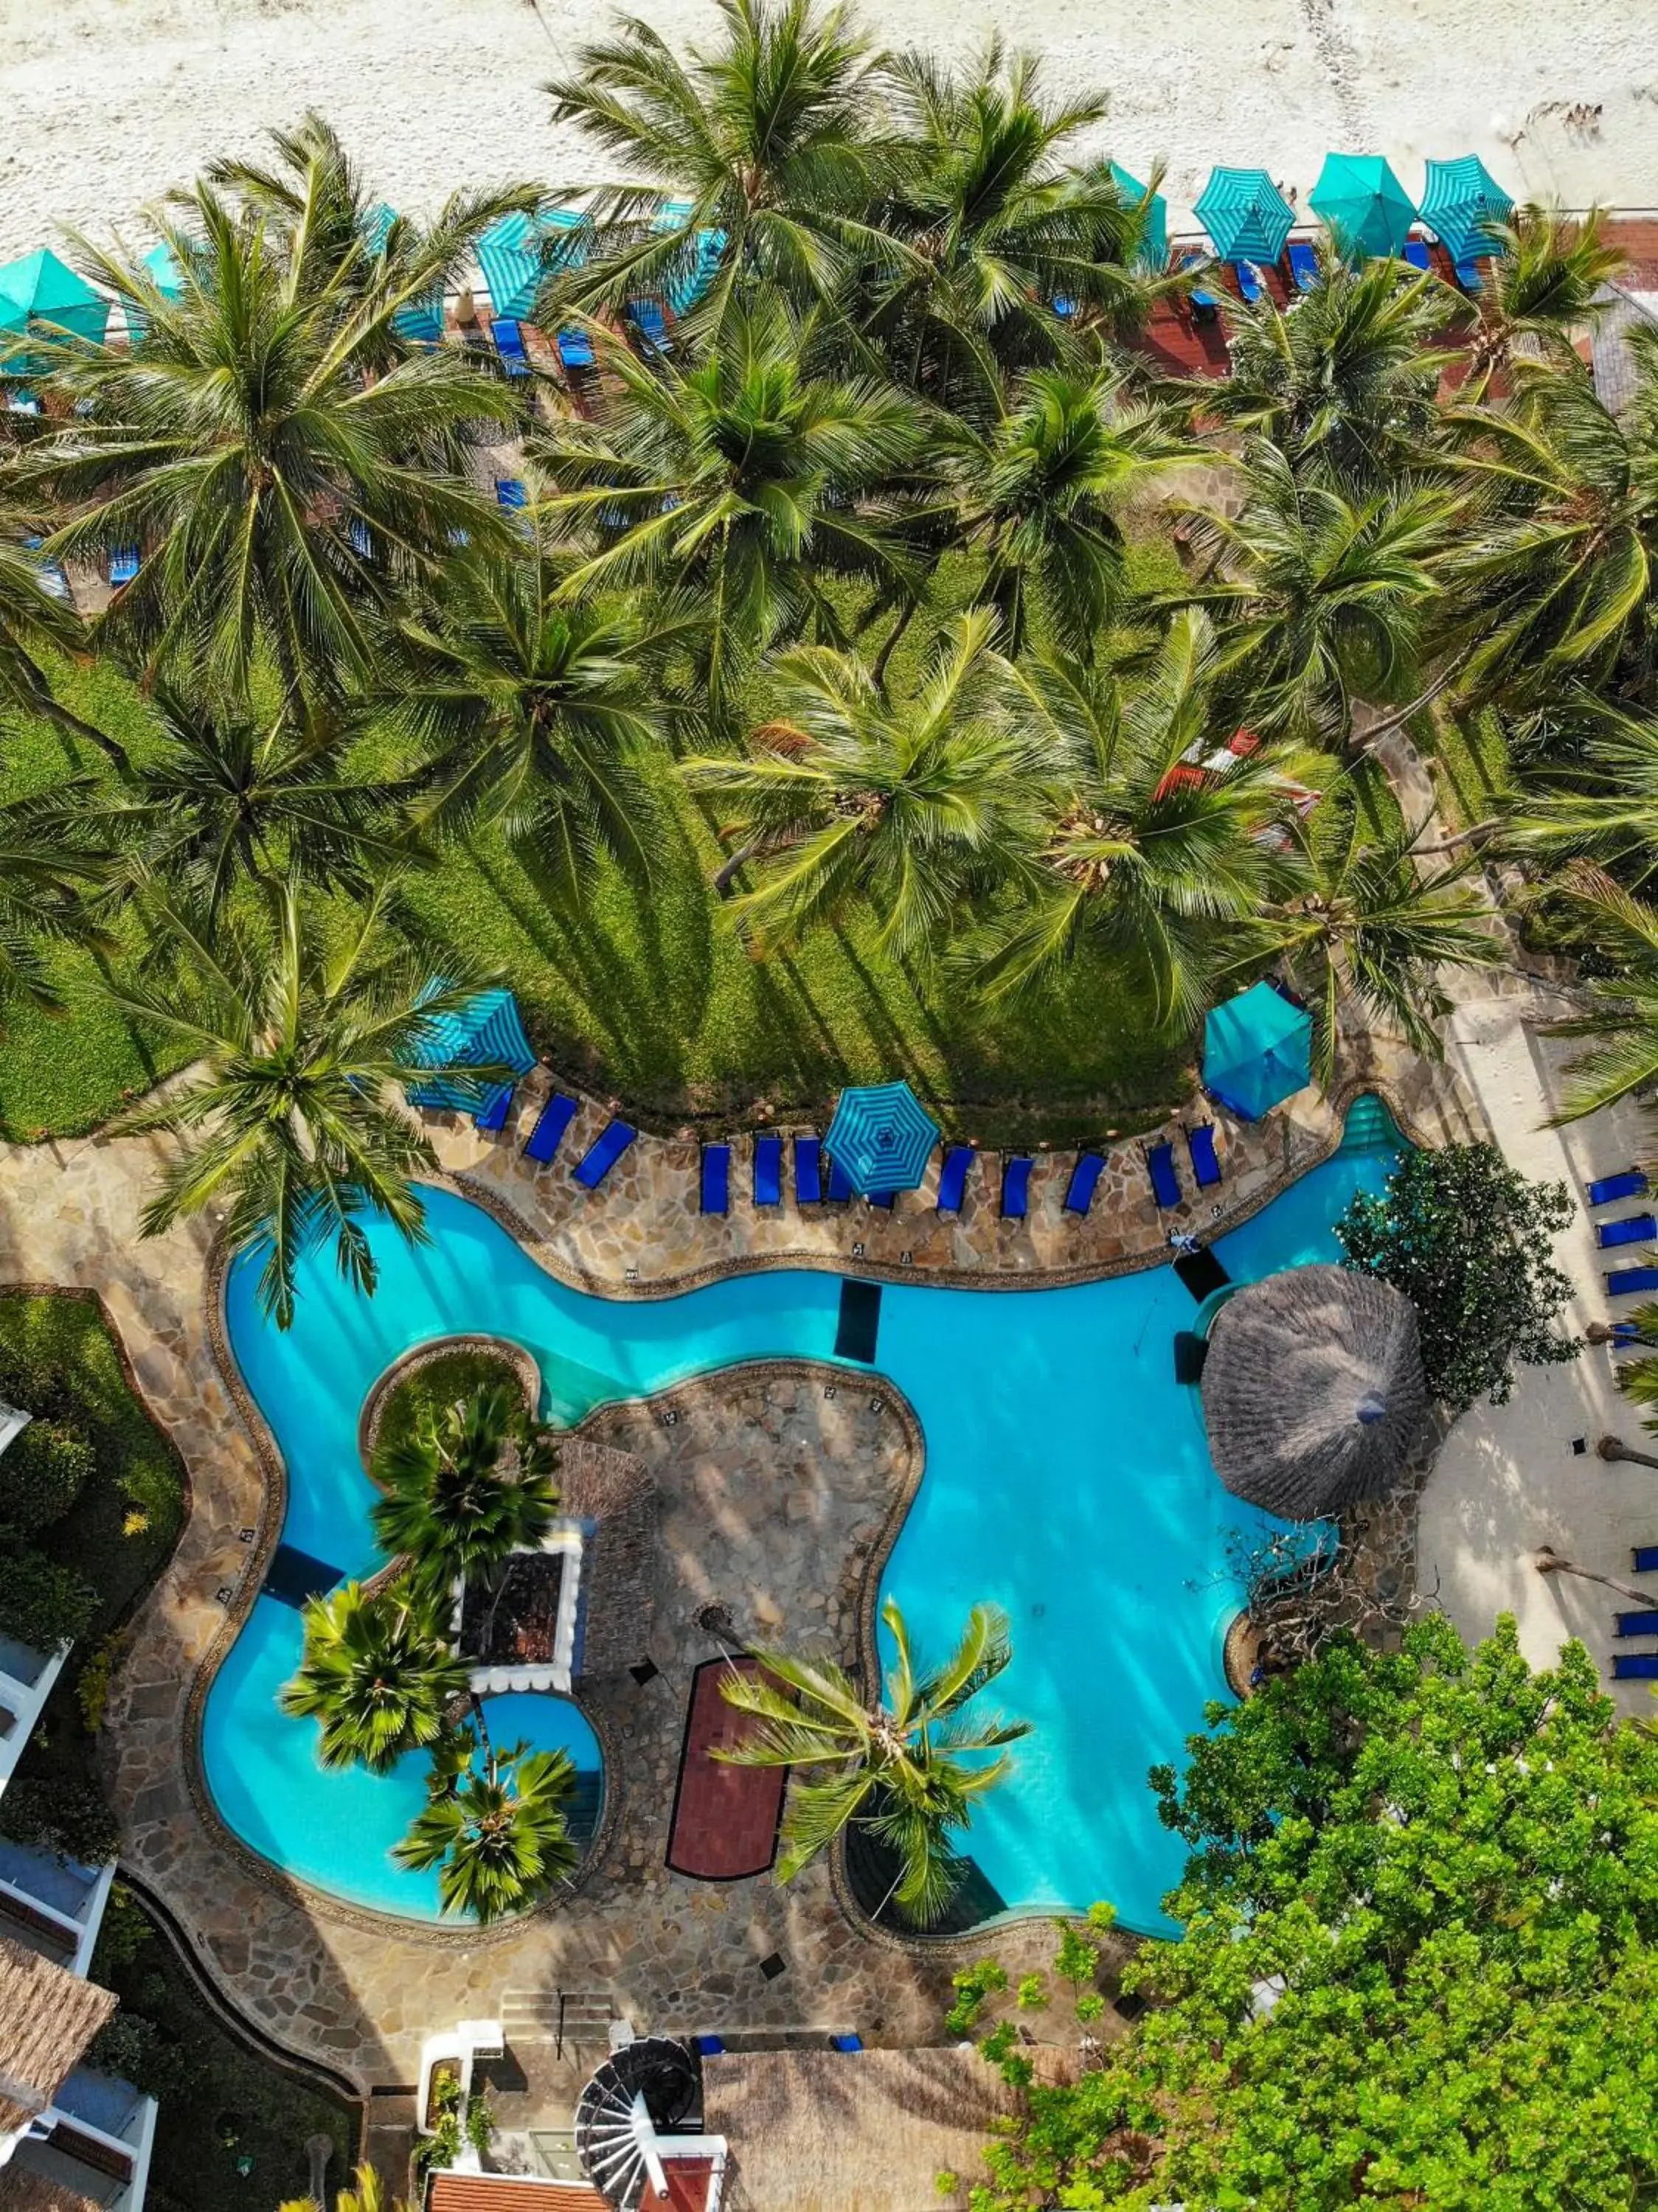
<box><xmin>834</xmin><ymin>1278</ymin><xmax>881</xmax><ymax>1363</ymax></box>
<box><xmin>502</xmin><ymin>1989</ymin><xmax>616</xmax><ymax>2054</ymax></box>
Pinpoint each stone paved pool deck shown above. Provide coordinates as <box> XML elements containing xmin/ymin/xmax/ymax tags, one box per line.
<box><xmin>0</xmin><ymin>1028</ymin><xmax>1492</xmax><ymax>2100</ymax></box>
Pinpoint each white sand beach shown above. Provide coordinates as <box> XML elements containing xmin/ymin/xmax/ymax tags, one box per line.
<box><xmin>0</xmin><ymin>0</ymin><xmax>1653</xmax><ymax>265</ymax></box>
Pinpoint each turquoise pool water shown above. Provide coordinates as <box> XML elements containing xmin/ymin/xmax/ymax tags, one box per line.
<box><xmin>204</xmin><ymin>1098</ymin><xmax>1403</xmax><ymax>1929</ymax></box>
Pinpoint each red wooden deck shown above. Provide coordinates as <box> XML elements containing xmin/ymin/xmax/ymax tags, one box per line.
<box><xmin>665</xmin><ymin>1657</ymin><xmax>787</xmax><ymax>1882</ymax></box>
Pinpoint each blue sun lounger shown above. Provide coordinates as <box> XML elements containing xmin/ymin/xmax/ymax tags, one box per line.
<box><xmin>558</xmin><ymin>327</ymin><xmax>596</xmax><ymax>371</ymax></box>
<box><xmin>108</xmin><ymin>546</ymin><xmax>140</xmax><ymax>585</ymax></box>
<box><xmin>1614</xmin><ymin>1652</ymin><xmax>1658</xmax><ymax>1680</ymax></box>
<box><xmin>1634</xmin><ymin>1546</ymin><xmax>1658</xmax><ymax>1576</ymax></box>
<box><xmin>474</xmin><ymin>1084</ymin><xmax>513</xmax><ymax>1134</ymax></box>
<box><xmin>794</xmin><ymin>1135</ymin><xmax>823</xmax><ymax>1204</ymax></box>
<box><xmin>1064</xmin><ymin>1152</ymin><xmax>1105</xmax><ymax>1216</ymax></box>
<box><xmin>1233</xmin><ymin>260</ymin><xmax>1264</xmax><ymax>303</ymax></box>
<box><xmin>1616</xmin><ymin>1610</ymin><xmax>1658</xmax><ymax>1638</ymax></box>
<box><xmin>1402</xmin><ymin>239</ymin><xmax>1432</xmax><ymax>274</ymax></box>
<box><xmin>492</xmin><ymin>317</ymin><xmax>530</xmax><ymax>376</ymax></box>
<box><xmin>1287</xmin><ymin>240</ymin><xmax>1319</xmax><ymax>293</ymax></box>
<box><xmin>1146</xmin><ymin>1141</ymin><xmax>1182</xmax><ymax>1210</ymax></box>
<box><xmin>524</xmin><ymin>1091</ymin><xmax>577</xmax><ymax>1164</ymax></box>
<box><xmin>1187</xmin><ymin>1124</ymin><xmax>1222</xmax><ymax>1190</ymax></box>
<box><xmin>630</xmin><ymin>299</ymin><xmax>671</xmax><ymax>350</ymax></box>
<box><xmin>1608</xmin><ymin>1267</ymin><xmax>1658</xmax><ymax>1295</ymax></box>
<box><xmin>1002</xmin><ymin>1156</ymin><xmax>1032</xmax><ymax>1219</ymax></box>
<box><xmin>935</xmin><ymin>1145</ymin><xmax>974</xmax><ymax>1213</ymax></box>
<box><xmin>827</xmin><ymin>1152</ymin><xmax>855</xmax><ymax>1203</ymax></box>
<box><xmin>572</xmin><ymin>1117</ymin><xmax>636</xmax><ymax>1189</ymax></box>
<box><xmin>1599</xmin><ymin>1214</ymin><xmax>1657</xmax><ymax>1248</ymax></box>
<box><xmin>496</xmin><ymin>477</ymin><xmax>527</xmax><ymax>509</ymax></box>
<box><xmin>1589</xmin><ymin>1169</ymin><xmax>1648</xmax><ymax>1206</ymax></box>
<box><xmin>753</xmin><ymin>1134</ymin><xmax>782</xmax><ymax>1206</ymax></box>
<box><xmin>701</xmin><ymin>1143</ymin><xmax>730</xmax><ymax>1215</ymax></box>
<box><xmin>1179</xmin><ymin>254</ymin><xmax>1221</xmax><ymax>320</ymax></box>
<box><xmin>23</xmin><ymin>536</ymin><xmax>69</xmax><ymax>600</ymax></box>
<box><xmin>1454</xmin><ymin>257</ymin><xmax>1483</xmax><ymax>293</ymax></box>
<box><xmin>867</xmin><ymin>1189</ymin><xmax>895</xmax><ymax>1210</ymax></box>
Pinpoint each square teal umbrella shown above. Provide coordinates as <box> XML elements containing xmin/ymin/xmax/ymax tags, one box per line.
<box><xmin>1193</xmin><ymin>167</ymin><xmax>1295</xmax><ymax>266</ymax></box>
<box><xmin>361</xmin><ymin>204</ymin><xmax>445</xmax><ymax>347</ymax></box>
<box><xmin>1419</xmin><ymin>156</ymin><xmax>1513</xmax><ymax>265</ymax></box>
<box><xmin>1110</xmin><ymin>162</ymin><xmax>1168</xmax><ymax>272</ymax></box>
<box><xmin>142</xmin><ymin>242</ymin><xmax>187</xmax><ymax>299</ymax></box>
<box><xmin>476</xmin><ymin>212</ymin><xmax>545</xmax><ymax>323</ymax></box>
<box><xmin>405</xmin><ymin>986</ymin><xmax>536</xmax><ymax>1116</ymax></box>
<box><xmin>1309</xmin><ymin>153</ymin><xmax>1416</xmax><ymax>260</ymax></box>
<box><xmin>825</xmin><ymin>1080</ymin><xmax>940</xmax><ymax>1195</ymax></box>
<box><xmin>1202</xmin><ymin>981</ymin><xmax>1314</xmax><ymax>1121</ymax></box>
<box><xmin>0</xmin><ymin>248</ymin><xmax>108</xmax><ymax>357</ymax></box>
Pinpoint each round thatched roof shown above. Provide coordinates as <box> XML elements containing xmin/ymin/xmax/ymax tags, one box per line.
<box><xmin>1201</xmin><ymin>1264</ymin><xmax>1426</xmax><ymax>1519</ymax></box>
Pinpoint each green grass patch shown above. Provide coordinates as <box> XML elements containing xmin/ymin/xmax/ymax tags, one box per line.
<box><xmin>373</xmin><ymin>1346</ymin><xmax>527</xmax><ymax>1460</ymax></box>
<box><xmin>1421</xmin><ymin>701</ymin><xmax>1514</xmax><ymax>833</ymax></box>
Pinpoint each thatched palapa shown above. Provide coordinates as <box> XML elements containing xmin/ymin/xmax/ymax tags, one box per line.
<box><xmin>0</xmin><ymin>1933</ymin><xmax>116</xmax><ymax>2135</ymax></box>
<box><xmin>1201</xmin><ymin>1264</ymin><xmax>1427</xmax><ymax>1519</ymax></box>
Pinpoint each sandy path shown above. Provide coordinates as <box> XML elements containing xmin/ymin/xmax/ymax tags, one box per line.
<box><xmin>0</xmin><ymin>0</ymin><xmax>1652</xmax><ymax>267</ymax></box>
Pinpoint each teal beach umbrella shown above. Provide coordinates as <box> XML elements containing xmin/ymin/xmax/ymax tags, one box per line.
<box><xmin>1309</xmin><ymin>153</ymin><xmax>1416</xmax><ymax>259</ymax></box>
<box><xmin>825</xmin><ymin>1080</ymin><xmax>940</xmax><ymax>1195</ymax></box>
<box><xmin>1202</xmin><ymin>982</ymin><xmax>1314</xmax><ymax>1121</ymax></box>
<box><xmin>405</xmin><ymin>987</ymin><xmax>537</xmax><ymax>1116</ymax></box>
<box><xmin>1193</xmin><ymin>167</ymin><xmax>1295</xmax><ymax>266</ymax></box>
<box><xmin>0</xmin><ymin>248</ymin><xmax>108</xmax><ymax>350</ymax></box>
<box><xmin>142</xmin><ymin>242</ymin><xmax>187</xmax><ymax>299</ymax></box>
<box><xmin>1110</xmin><ymin>162</ymin><xmax>1168</xmax><ymax>271</ymax></box>
<box><xmin>1419</xmin><ymin>155</ymin><xmax>1513</xmax><ymax>264</ymax></box>
<box><xmin>361</xmin><ymin>204</ymin><xmax>445</xmax><ymax>347</ymax></box>
<box><xmin>476</xmin><ymin>213</ymin><xmax>545</xmax><ymax>322</ymax></box>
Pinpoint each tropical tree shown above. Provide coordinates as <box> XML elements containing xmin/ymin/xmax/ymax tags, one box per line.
<box><xmin>1538</xmin><ymin>860</ymin><xmax>1658</xmax><ymax>1121</ymax></box>
<box><xmin>1460</xmin><ymin>204</ymin><xmax>1626</xmax><ymax>397</ymax></box>
<box><xmin>681</xmin><ymin>607</ymin><xmax>1039</xmax><ymax>953</ymax></box>
<box><xmin>716</xmin><ymin>1593</ymin><xmax>1030</xmax><ymax>1926</ymax></box>
<box><xmin>533</xmin><ymin>296</ymin><xmax>922</xmax><ymax>706</ymax></box>
<box><xmin>279</xmin><ymin>1579</ymin><xmax>470</xmax><ymax>1773</ymax></box>
<box><xmin>971</xmin><ymin>612</ymin><xmax>1286</xmax><ymax>1020</ymax></box>
<box><xmin>280</xmin><ymin>2163</ymin><xmax>413</xmax><ymax>2212</ymax></box>
<box><xmin>91</xmin><ymin>877</ymin><xmax>498</xmax><ymax>1326</ymax></box>
<box><xmin>394</xmin><ymin>1723</ymin><xmax>579</xmax><ymax>1923</ymax></box>
<box><xmin>0</xmin><ymin>787</ymin><xmax>115</xmax><ymax>1018</ymax></box>
<box><xmin>21</xmin><ymin>185</ymin><xmax>521</xmax><ymax>704</ymax></box>
<box><xmin>371</xmin><ymin>1382</ymin><xmax>560</xmax><ymax>1594</ymax></box>
<box><xmin>0</xmin><ymin>521</ymin><xmax>129</xmax><ymax>770</ymax></box>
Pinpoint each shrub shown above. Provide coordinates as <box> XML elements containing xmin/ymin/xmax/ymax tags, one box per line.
<box><xmin>0</xmin><ymin>1774</ymin><xmax>120</xmax><ymax>1865</ymax></box>
<box><xmin>0</xmin><ymin>1419</ymin><xmax>97</xmax><ymax>1535</ymax></box>
<box><xmin>0</xmin><ymin>1549</ymin><xmax>99</xmax><ymax>1650</ymax></box>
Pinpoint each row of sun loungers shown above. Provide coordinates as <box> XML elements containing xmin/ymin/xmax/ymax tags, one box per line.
<box><xmin>1612</xmin><ymin>1546</ymin><xmax>1658</xmax><ymax>1680</ymax></box>
<box><xmin>1589</xmin><ymin>1169</ymin><xmax>1658</xmax><ymax>1293</ymax></box>
<box><xmin>1184</xmin><ymin>236</ymin><xmax>1483</xmax><ymax>327</ymax></box>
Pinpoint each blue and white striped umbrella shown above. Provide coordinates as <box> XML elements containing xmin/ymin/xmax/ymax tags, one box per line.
<box><xmin>824</xmin><ymin>1081</ymin><xmax>940</xmax><ymax>1196</ymax></box>
<box><xmin>405</xmin><ymin>987</ymin><xmax>536</xmax><ymax>1114</ymax></box>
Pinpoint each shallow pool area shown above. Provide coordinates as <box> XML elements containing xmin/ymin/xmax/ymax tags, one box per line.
<box><xmin>204</xmin><ymin>1098</ymin><xmax>1404</xmax><ymax>1928</ymax></box>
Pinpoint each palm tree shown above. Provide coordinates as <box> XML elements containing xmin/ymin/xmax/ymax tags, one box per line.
<box><xmin>384</xmin><ymin>545</ymin><xmax>676</xmax><ymax>891</ymax></box>
<box><xmin>371</xmin><ymin>1383</ymin><xmax>559</xmax><ymax>1594</ymax></box>
<box><xmin>971</xmin><ymin>611</ymin><xmax>1286</xmax><ymax>1021</ymax></box>
<box><xmin>80</xmin><ymin>686</ymin><xmax>413</xmax><ymax>918</ymax></box>
<box><xmin>1538</xmin><ymin>862</ymin><xmax>1658</xmax><ymax>1122</ymax></box>
<box><xmin>279</xmin><ymin>1579</ymin><xmax>470</xmax><ymax>1773</ymax></box>
<box><xmin>544</xmin><ymin>0</ymin><xmax>891</xmax><ymax>324</ymax></box>
<box><xmin>91</xmin><ymin>877</ymin><xmax>499</xmax><ymax>1326</ymax></box>
<box><xmin>1460</xmin><ymin>206</ymin><xmax>1626</xmax><ymax>399</ymax></box>
<box><xmin>1502</xmin><ymin>692</ymin><xmax>1658</xmax><ymax>884</ymax></box>
<box><xmin>681</xmin><ymin>607</ymin><xmax>1038</xmax><ymax>955</ymax></box>
<box><xmin>0</xmin><ymin>787</ymin><xmax>116</xmax><ymax>1019</ymax></box>
<box><xmin>944</xmin><ymin>366</ymin><xmax>1204</xmax><ymax>658</ymax></box>
<box><xmin>1246</xmin><ymin>793</ymin><xmax>1504</xmax><ymax>1088</ymax></box>
<box><xmin>1203</xmin><ymin>246</ymin><xmax>1457</xmax><ymax>491</ymax></box>
<box><xmin>21</xmin><ymin>185</ymin><xmax>521</xmax><ymax>704</ymax></box>
<box><xmin>393</xmin><ymin>1725</ymin><xmax>578</xmax><ymax>1923</ymax></box>
<box><xmin>716</xmin><ymin>1594</ymin><xmax>1030</xmax><ymax>1927</ymax></box>
<box><xmin>533</xmin><ymin>296</ymin><xmax>921</xmax><ymax>707</ymax></box>
<box><xmin>0</xmin><ymin>521</ymin><xmax>130</xmax><ymax>771</ymax></box>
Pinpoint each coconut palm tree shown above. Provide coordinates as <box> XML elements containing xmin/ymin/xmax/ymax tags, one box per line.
<box><xmin>280</xmin><ymin>1579</ymin><xmax>470</xmax><ymax>1773</ymax></box>
<box><xmin>0</xmin><ymin>787</ymin><xmax>117</xmax><ymax>1019</ymax></box>
<box><xmin>91</xmin><ymin>877</ymin><xmax>498</xmax><ymax>1326</ymax></box>
<box><xmin>533</xmin><ymin>297</ymin><xmax>922</xmax><ymax>706</ymax></box>
<box><xmin>1501</xmin><ymin>692</ymin><xmax>1658</xmax><ymax>884</ymax></box>
<box><xmin>971</xmin><ymin>611</ymin><xmax>1288</xmax><ymax>1021</ymax></box>
<box><xmin>371</xmin><ymin>1383</ymin><xmax>559</xmax><ymax>1594</ymax></box>
<box><xmin>681</xmin><ymin>606</ymin><xmax>1039</xmax><ymax>954</ymax></box>
<box><xmin>1538</xmin><ymin>862</ymin><xmax>1658</xmax><ymax>1122</ymax></box>
<box><xmin>394</xmin><ymin>1725</ymin><xmax>578</xmax><ymax>1923</ymax></box>
<box><xmin>0</xmin><ymin>521</ymin><xmax>130</xmax><ymax>771</ymax></box>
<box><xmin>544</xmin><ymin>0</ymin><xmax>892</xmax><ymax>324</ymax></box>
<box><xmin>77</xmin><ymin>686</ymin><xmax>414</xmax><ymax>919</ymax></box>
<box><xmin>21</xmin><ymin>185</ymin><xmax>521</xmax><ymax>706</ymax></box>
<box><xmin>716</xmin><ymin>1593</ymin><xmax>1029</xmax><ymax>1927</ymax></box>
<box><xmin>1460</xmin><ymin>206</ymin><xmax>1626</xmax><ymax>399</ymax></box>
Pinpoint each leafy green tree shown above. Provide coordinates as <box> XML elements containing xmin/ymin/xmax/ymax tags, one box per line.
<box><xmin>681</xmin><ymin>607</ymin><xmax>1038</xmax><ymax>956</ymax></box>
<box><xmin>93</xmin><ymin>877</ymin><xmax>497</xmax><ymax>1326</ymax></box>
<box><xmin>0</xmin><ymin>1419</ymin><xmax>97</xmax><ymax>1536</ymax></box>
<box><xmin>393</xmin><ymin>1722</ymin><xmax>579</xmax><ymax>1923</ymax></box>
<box><xmin>716</xmin><ymin>1593</ymin><xmax>1030</xmax><ymax>1927</ymax></box>
<box><xmin>1335</xmin><ymin>1141</ymin><xmax>1578</xmax><ymax>1408</ymax></box>
<box><xmin>371</xmin><ymin>1383</ymin><xmax>559</xmax><ymax>1595</ymax></box>
<box><xmin>280</xmin><ymin>1579</ymin><xmax>470</xmax><ymax>1773</ymax></box>
<box><xmin>0</xmin><ymin>1549</ymin><xmax>98</xmax><ymax>1650</ymax></box>
<box><xmin>0</xmin><ymin>1775</ymin><xmax>120</xmax><ymax>1867</ymax></box>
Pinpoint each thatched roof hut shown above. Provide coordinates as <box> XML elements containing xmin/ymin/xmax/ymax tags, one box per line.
<box><xmin>0</xmin><ymin>1933</ymin><xmax>115</xmax><ymax>2136</ymax></box>
<box><xmin>701</xmin><ymin>2045</ymin><xmax>1058</xmax><ymax>2212</ymax></box>
<box><xmin>1201</xmin><ymin>1264</ymin><xmax>1427</xmax><ymax>1519</ymax></box>
<box><xmin>559</xmin><ymin>1440</ymin><xmax>657</xmax><ymax>1679</ymax></box>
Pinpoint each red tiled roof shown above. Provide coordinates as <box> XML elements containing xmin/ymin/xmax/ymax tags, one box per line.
<box><xmin>427</xmin><ymin>2177</ymin><xmax>607</xmax><ymax>2212</ymax></box>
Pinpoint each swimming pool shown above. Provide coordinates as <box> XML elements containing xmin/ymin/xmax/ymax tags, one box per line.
<box><xmin>203</xmin><ymin>1097</ymin><xmax>1404</xmax><ymax>1929</ymax></box>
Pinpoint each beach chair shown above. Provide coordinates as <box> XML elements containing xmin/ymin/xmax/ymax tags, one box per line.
<box><xmin>348</xmin><ymin>517</ymin><xmax>372</xmax><ymax>558</ymax></box>
<box><xmin>1614</xmin><ymin>1653</ymin><xmax>1658</xmax><ymax>1680</ymax></box>
<box><xmin>1063</xmin><ymin>1152</ymin><xmax>1106</xmax><ymax>1217</ymax></box>
<box><xmin>701</xmin><ymin>1143</ymin><xmax>730</xmax><ymax>1216</ymax></box>
<box><xmin>827</xmin><ymin>1152</ymin><xmax>855</xmax><ymax>1203</ymax></box>
<box><xmin>1179</xmin><ymin>254</ymin><xmax>1221</xmax><ymax>321</ymax></box>
<box><xmin>23</xmin><ymin>536</ymin><xmax>69</xmax><ymax>600</ymax></box>
<box><xmin>1233</xmin><ymin>260</ymin><xmax>1264</xmax><ymax>304</ymax></box>
<box><xmin>1589</xmin><ymin>1169</ymin><xmax>1648</xmax><ymax>1206</ymax></box>
<box><xmin>1598</xmin><ymin>1214</ymin><xmax>1657</xmax><ymax>1248</ymax></box>
<box><xmin>753</xmin><ymin>1134</ymin><xmax>782</xmax><ymax>1207</ymax></box>
<box><xmin>1607</xmin><ymin>1267</ymin><xmax>1658</xmax><ymax>1295</ymax></box>
<box><xmin>496</xmin><ymin>478</ymin><xmax>527</xmax><ymax>511</ymax></box>
<box><xmin>108</xmin><ymin>546</ymin><xmax>140</xmax><ymax>586</ymax></box>
<box><xmin>474</xmin><ymin>1084</ymin><xmax>513</xmax><ymax>1135</ymax></box>
<box><xmin>794</xmin><ymin>1135</ymin><xmax>823</xmax><ymax>1204</ymax></box>
<box><xmin>557</xmin><ymin>327</ymin><xmax>597</xmax><ymax>372</ymax></box>
<box><xmin>936</xmin><ymin>1144</ymin><xmax>974</xmax><ymax>1214</ymax></box>
<box><xmin>1615</xmin><ymin>1610</ymin><xmax>1658</xmax><ymax>1638</ymax></box>
<box><xmin>694</xmin><ymin>2034</ymin><xmax>726</xmax><ymax>2056</ymax></box>
<box><xmin>1287</xmin><ymin>240</ymin><xmax>1319</xmax><ymax>294</ymax></box>
<box><xmin>629</xmin><ymin>299</ymin><xmax>671</xmax><ymax>351</ymax></box>
<box><xmin>1187</xmin><ymin>1124</ymin><xmax>1222</xmax><ymax>1191</ymax></box>
<box><xmin>572</xmin><ymin>1117</ymin><xmax>637</xmax><ymax>1189</ymax></box>
<box><xmin>1634</xmin><ymin>1546</ymin><xmax>1658</xmax><ymax>1576</ymax></box>
<box><xmin>491</xmin><ymin>317</ymin><xmax>531</xmax><ymax>377</ymax></box>
<box><xmin>1146</xmin><ymin>1140</ymin><xmax>1182</xmax><ymax>1210</ymax></box>
<box><xmin>1402</xmin><ymin>239</ymin><xmax>1432</xmax><ymax>274</ymax></box>
<box><xmin>830</xmin><ymin>2034</ymin><xmax>864</xmax><ymax>2053</ymax></box>
<box><xmin>1002</xmin><ymin>1155</ymin><xmax>1033</xmax><ymax>1220</ymax></box>
<box><xmin>524</xmin><ymin>1091</ymin><xmax>577</xmax><ymax>1165</ymax></box>
<box><xmin>867</xmin><ymin>1188</ymin><xmax>896</xmax><ymax>1210</ymax></box>
<box><xmin>1454</xmin><ymin>257</ymin><xmax>1484</xmax><ymax>293</ymax></box>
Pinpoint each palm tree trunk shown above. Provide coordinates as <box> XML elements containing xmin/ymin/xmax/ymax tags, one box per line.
<box><xmin>1534</xmin><ymin>1545</ymin><xmax>1653</xmax><ymax>1607</ymax></box>
<box><xmin>1348</xmin><ymin>648</ymin><xmax>1476</xmax><ymax>756</ymax></box>
<box><xmin>712</xmin><ymin>837</ymin><xmax>766</xmax><ymax>897</ymax></box>
<box><xmin>871</xmin><ymin>598</ymin><xmax>918</xmax><ymax>694</ymax></box>
<box><xmin>28</xmin><ymin>686</ymin><xmax>131</xmax><ymax>776</ymax></box>
<box><xmin>468</xmin><ymin>1688</ymin><xmax>495</xmax><ymax>1765</ymax></box>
